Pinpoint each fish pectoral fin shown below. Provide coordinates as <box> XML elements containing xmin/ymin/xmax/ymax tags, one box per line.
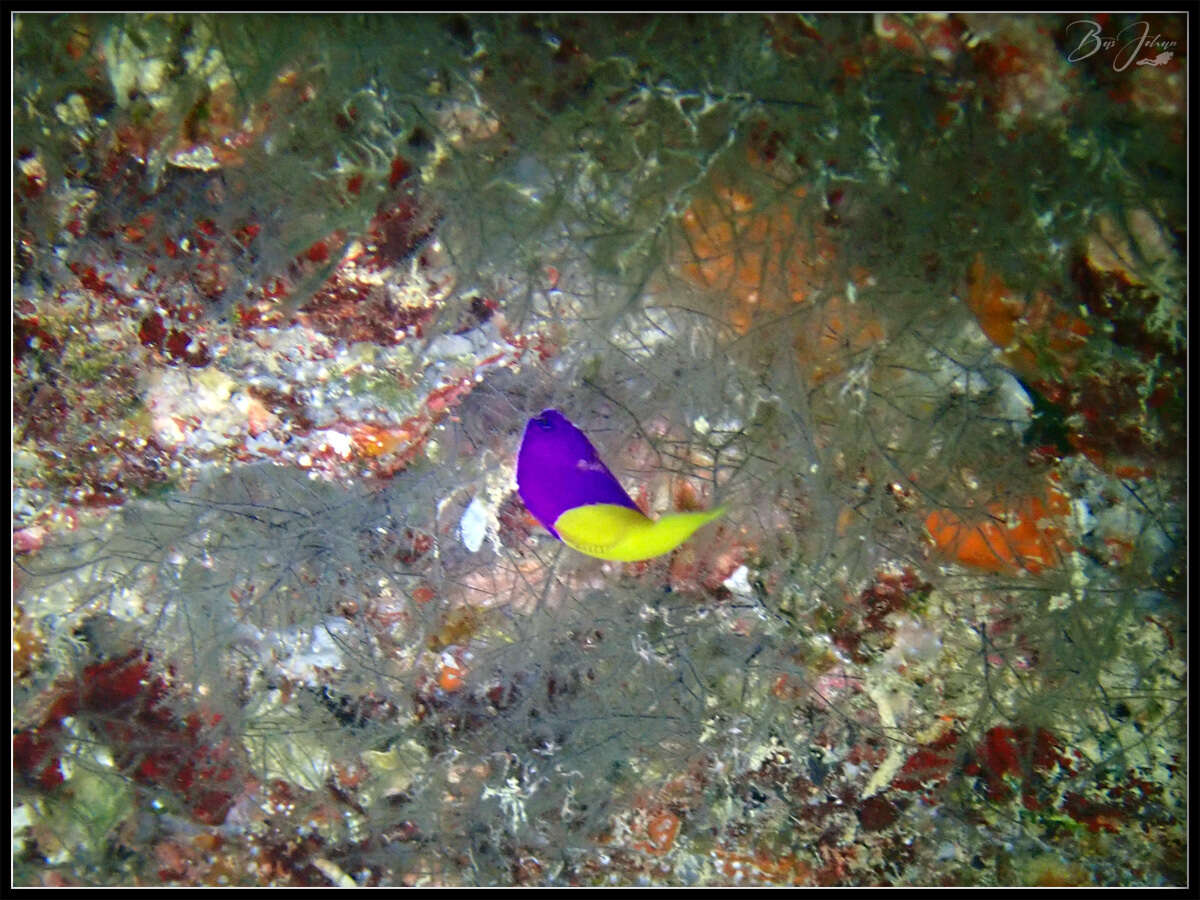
<box><xmin>555</xmin><ymin>503</ymin><xmax>727</xmax><ymax>562</ymax></box>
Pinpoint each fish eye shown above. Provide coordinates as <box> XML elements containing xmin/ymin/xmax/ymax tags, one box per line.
<box><xmin>536</xmin><ymin>416</ymin><xmax>554</xmax><ymax>431</ymax></box>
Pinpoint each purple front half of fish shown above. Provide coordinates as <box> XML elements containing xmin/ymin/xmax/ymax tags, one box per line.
<box><xmin>517</xmin><ymin>409</ymin><xmax>641</xmax><ymax>539</ymax></box>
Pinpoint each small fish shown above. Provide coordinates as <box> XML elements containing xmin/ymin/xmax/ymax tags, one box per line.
<box><xmin>517</xmin><ymin>409</ymin><xmax>725</xmax><ymax>561</ymax></box>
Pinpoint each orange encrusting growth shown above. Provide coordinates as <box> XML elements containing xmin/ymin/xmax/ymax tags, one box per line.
<box><xmin>679</xmin><ymin>179</ymin><xmax>836</xmax><ymax>335</ymax></box>
<box><xmin>631</xmin><ymin>810</ymin><xmax>682</xmax><ymax>855</ymax></box>
<box><xmin>925</xmin><ymin>485</ymin><xmax>1071</xmax><ymax>574</ymax></box>
<box><xmin>677</xmin><ymin>162</ymin><xmax>884</xmax><ymax>383</ymax></box>
<box><xmin>712</xmin><ymin>846</ymin><xmax>815</xmax><ymax>885</ymax></box>
<box><xmin>437</xmin><ymin>659</ymin><xmax>466</xmax><ymax>692</ymax></box>
<box><xmin>352</xmin><ymin>422</ymin><xmax>418</xmax><ymax>458</ymax></box>
<box><xmin>964</xmin><ymin>254</ymin><xmax>1092</xmax><ymax>380</ymax></box>
<box><xmin>797</xmin><ymin>292</ymin><xmax>887</xmax><ymax>383</ymax></box>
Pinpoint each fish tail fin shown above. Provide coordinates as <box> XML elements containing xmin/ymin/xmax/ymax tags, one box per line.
<box><xmin>608</xmin><ymin>505</ymin><xmax>727</xmax><ymax>561</ymax></box>
<box><xmin>640</xmin><ymin>505</ymin><xmax>727</xmax><ymax>557</ymax></box>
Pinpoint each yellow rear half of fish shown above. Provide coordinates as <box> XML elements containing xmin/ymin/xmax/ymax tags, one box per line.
<box><xmin>553</xmin><ymin>503</ymin><xmax>727</xmax><ymax>562</ymax></box>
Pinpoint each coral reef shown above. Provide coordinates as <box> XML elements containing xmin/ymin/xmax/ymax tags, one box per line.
<box><xmin>14</xmin><ymin>13</ymin><xmax>1186</xmax><ymax>886</ymax></box>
